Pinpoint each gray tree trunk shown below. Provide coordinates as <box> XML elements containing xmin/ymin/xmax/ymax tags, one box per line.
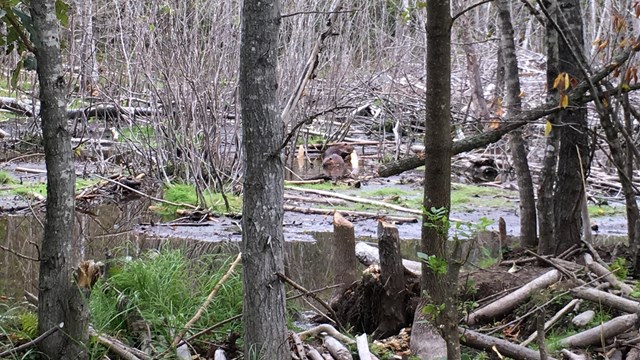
<box><xmin>423</xmin><ymin>0</ymin><xmax>460</xmax><ymax>357</ymax></box>
<box><xmin>496</xmin><ymin>0</ymin><xmax>538</xmax><ymax>248</ymax></box>
<box><xmin>551</xmin><ymin>0</ymin><xmax>589</xmax><ymax>254</ymax></box>
<box><xmin>239</xmin><ymin>0</ymin><xmax>290</xmax><ymax>358</ymax></box>
<box><xmin>31</xmin><ymin>1</ymin><xmax>88</xmax><ymax>359</ymax></box>
<box><xmin>537</xmin><ymin>0</ymin><xmax>561</xmax><ymax>255</ymax></box>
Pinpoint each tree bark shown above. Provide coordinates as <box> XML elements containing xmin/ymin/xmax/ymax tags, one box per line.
<box><xmin>496</xmin><ymin>0</ymin><xmax>537</xmax><ymax>248</ymax></box>
<box><xmin>423</xmin><ymin>0</ymin><xmax>460</xmax><ymax>357</ymax></box>
<box><xmin>551</xmin><ymin>0</ymin><xmax>589</xmax><ymax>254</ymax></box>
<box><xmin>374</xmin><ymin>221</ymin><xmax>406</xmax><ymax>339</ymax></box>
<box><xmin>331</xmin><ymin>212</ymin><xmax>356</xmax><ymax>303</ymax></box>
<box><xmin>239</xmin><ymin>0</ymin><xmax>290</xmax><ymax>358</ymax></box>
<box><xmin>31</xmin><ymin>1</ymin><xmax>88</xmax><ymax>358</ymax></box>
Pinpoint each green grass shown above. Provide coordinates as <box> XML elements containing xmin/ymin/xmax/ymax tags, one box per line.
<box><xmin>588</xmin><ymin>204</ymin><xmax>624</xmax><ymax>218</ymax></box>
<box><xmin>451</xmin><ymin>183</ymin><xmax>516</xmax><ymax>208</ymax></box>
<box><xmin>156</xmin><ymin>183</ymin><xmax>242</xmax><ymax>216</ymax></box>
<box><xmin>119</xmin><ymin>125</ymin><xmax>156</xmax><ymax>143</ymax></box>
<box><xmin>90</xmin><ymin>250</ymin><xmax>243</xmax><ymax>355</ymax></box>
<box><xmin>0</xmin><ymin>171</ymin><xmax>16</xmax><ymax>185</ymax></box>
<box><xmin>9</xmin><ymin>178</ymin><xmax>98</xmax><ymax>198</ymax></box>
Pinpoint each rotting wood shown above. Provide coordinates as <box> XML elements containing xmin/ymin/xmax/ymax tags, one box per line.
<box><xmin>355</xmin><ymin>241</ymin><xmax>421</xmax><ymax>276</ymax></box>
<box><xmin>460</xmin><ymin>327</ymin><xmax>558</xmax><ymax>360</ymax></box>
<box><xmin>584</xmin><ymin>253</ymin><xmax>633</xmax><ymax>295</ymax></box>
<box><xmin>373</xmin><ymin>220</ymin><xmax>406</xmax><ymax>339</ymax></box>
<box><xmin>331</xmin><ymin>212</ymin><xmax>357</xmax><ymax>303</ymax></box>
<box><xmin>466</xmin><ymin>269</ymin><xmax>561</xmax><ymax>326</ymax></box>
<box><xmin>570</xmin><ymin>286</ymin><xmax>640</xmax><ymax>313</ymax></box>
<box><xmin>558</xmin><ymin>313</ymin><xmax>637</xmax><ymax>348</ymax></box>
<box><xmin>283</xmin><ymin>205</ymin><xmax>418</xmax><ymax>223</ymax></box>
<box><xmin>324</xmin><ymin>335</ymin><xmax>353</xmax><ymax>360</ymax></box>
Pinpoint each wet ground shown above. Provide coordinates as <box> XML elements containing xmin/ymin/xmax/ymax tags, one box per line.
<box><xmin>0</xmin><ymin>147</ymin><xmax>630</xmax><ymax>302</ymax></box>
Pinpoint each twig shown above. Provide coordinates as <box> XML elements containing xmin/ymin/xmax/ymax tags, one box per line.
<box><xmin>276</xmin><ymin>272</ymin><xmax>343</xmax><ymax>330</ymax></box>
<box><xmin>0</xmin><ymin>244</ymin><xmax>39</xmax><ymax>261</ymax></box>
<box><xmin>172</xmin><ymin>253</ymin><xmax>242</xmax><ymax>347</ymax></box>
<box><xmin>0</xmin><ymin>322</ymin><xmax>63</xmax><ymax>357</ymax></box>
<box><xmin>281</xmin><ymin>9</ymin><xmax>357</xmax><ymax>18</ymax></box>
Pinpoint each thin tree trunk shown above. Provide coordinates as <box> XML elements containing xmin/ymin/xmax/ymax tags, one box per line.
<box><xmin>239</xmin><ymin>0</ymin><xmax>290</xmax><ymax>358</ymax></box>
<box><xmin>423</xmin><ymin>0</ymin><xmax>460</xmax><ymax>357</ymax></box>
<box><xmin>31</xmin><ymin>1</ymin><xmax>88</xmax><ymax>358</ymax></box>
<box><xmin>497</xmin><ymin>0</ymin><xmax>537</xmax><ymax>248</ymax></box>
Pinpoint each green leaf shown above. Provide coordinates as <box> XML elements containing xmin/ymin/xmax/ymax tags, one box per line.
<box><xmin>10</xmin><ymin>59</ymin><xmax>23</xmax><ymax>89</ymax></box>
<box><xmin>55</xmin><ymin>0</ymin><xmax>70</xmax><ymax>27</ymax></box>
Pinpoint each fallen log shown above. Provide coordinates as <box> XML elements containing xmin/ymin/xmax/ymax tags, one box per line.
<box><xmin>460</xmin><ymin>327</ymin><xmax>558</xmax><ymax>360</ymax></box>
<box><xmin>355</xmin><ymin>242</ymin><xmax>421</xmax><ymax>276</ymax></box>
<box><xmin>283</xmin><ymin>205</ymin><xmax>419</xmax><ymax>223</ymax></box>
<box><xmin>571</xmin><ymin>286</ymin><xmax>640</xmax><ymax>313</ymax></box>
<box><xmin>466</xmin><ymin>269</ymin><xmax>561</xmax><ymax>326</ymax></box>
<box><xmin>558</xmin><ymin>313</ymin><xmax>637</xmax><ymax>348</ymax></box>
<box><xmin>584</xmin><ymin>254</ymin><xmax>633</xmax><ymax>295</ymax></box>
<box><xmin>521</xmin><ymin>299</ymin><xmax>580</xmax><ymax>346</ymax></box>
<box><xmin>324</xmin><ymin>335</ymin><xmax>353</xmax><ymax>360</ymax></box>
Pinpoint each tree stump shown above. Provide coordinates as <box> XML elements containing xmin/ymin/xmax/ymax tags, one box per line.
<box><xmin>373</xmin><ymin>220</ymin><xmax>406</xmax><ymax>339</ymax></box>
<box><xmin>331</xmin><ymin>212</ymin><xmax>357</xmax><ymax>303</ymax></box>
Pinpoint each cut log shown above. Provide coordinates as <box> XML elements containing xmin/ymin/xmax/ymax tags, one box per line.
<box><xmin>324</xmin><ymin>335</ymin><xmax>353</xmax><ymax>360</ymax></box>
<box><xmin>466</xmin><ymin>270</ymin><xmax>561</xmax><ymax>325</ymax></box>
<box><xmin>355</xmin><ymin>334</ymin><xmax>372</xmax><ymax>360</ymax></box>
<box><xmin>460</xmin><ymin>327</ymin><xmax>558</xmax><ymax>360</ymax></box>
<box><xmin>355</xmin><ymin>242</ymin><xmax>421</xmax><ymax>276</ymax></box>
<box><xmin>584</xmin><ymin>254</ymin><xmax>633</xmax><ymax>295</ymax></box>
<box><xmin>558</xmin><ymin>313</ymin><xmax>637</xmax><ymax>348</ymax></box>
<box><xmin>571</xmin><ymin>286</ymin><xmax>640</xmax><ymax>313</ymax></box>
<box><xmin>307</xmin><ymin>347</ymin><xmax>324</xmax><ymax>360</ymax></box>
<box><xmin>331</xmin><ymin>212</ymin><xmax>357</xmax><ymax>302</ymax></box>
<box><xmin>373</xmin><ymin>221</ymin><xmax>406</xmax><ymax>339</ymax></box>
<box><xmin>213</xmin><ymin>349</ymin><xmax>227</xmax><ymax>360</ymax></box>
<box><xmin>521</xmin><ymin>299</ymin><xmax>580</xmax><ymax>346</ymax></box>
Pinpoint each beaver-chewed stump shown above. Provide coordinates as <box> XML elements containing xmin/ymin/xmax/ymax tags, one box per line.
<box><xmin>329</xmin><ymin>264</ymin><xmax>421</xmax><ymax>339</ymax></box>
<box><xmin>318</xmin><ymin>219</ymin><xmax>422</xmax><ymax>340</ymax></box>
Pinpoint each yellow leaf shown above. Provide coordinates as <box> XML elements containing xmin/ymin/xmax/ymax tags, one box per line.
<box><xmin>564</xmin><ymin>73</ymin><xmax>570</xmax><ymax>90</ymax></box>
<box><xmin>544</xmin><ymin>120</ymin><xmax>552</xmax><ymax>136</ymax></box>
<box><xmin>519</xmin><ymin>90</ymin><xmax>525</xmax><ymax>98</ymax></box>
<box><xmin>561</xmin><ymin>94</ymin><xmax>569</xmax><ymax>108</ymax></box>
<box><xmin>489</xmin><ymin>119</ymin><xmax>501</xmax><ymax>129</ymax></box>
<box><xmin>552</xmin><ymin>73</ymin><xmax>563</xmax><ymax>89</ymax></box>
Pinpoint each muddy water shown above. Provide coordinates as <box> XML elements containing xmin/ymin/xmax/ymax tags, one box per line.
<box><xmin>0</xmin><ymin>200</ymin><xmax>388</xmax><ymax>304</ymax></box>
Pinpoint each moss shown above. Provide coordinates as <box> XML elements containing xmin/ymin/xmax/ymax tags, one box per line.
<box><xmin>588</xmin><ymin>205</ymin><xmax>624</xmax><ymax>218</ymax></box>
<box><xmin>156</xmin><ymin>183</ymin><xmax>242</xmax><ymax>216</ymax></box>
<box><xmin>451</xmin><ymin>183</ymin><xmax>517</xmax><ymax>209</ymax></box>
<box><xmin>0</xmin><ymin>171</ymin><xmax>16</xmax><ymax>185</ymax></box>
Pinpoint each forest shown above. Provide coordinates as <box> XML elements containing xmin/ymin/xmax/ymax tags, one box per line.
<box><xmin>1</xmin><ymin>0</ymin><xmax>640</xmax><ymax>359</ymax></box>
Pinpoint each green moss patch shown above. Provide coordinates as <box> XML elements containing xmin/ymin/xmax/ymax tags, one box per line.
<box><xmin>156</xmin><ymin>183</ymin><xmax>242</xmax><ymax>216</ymax></box>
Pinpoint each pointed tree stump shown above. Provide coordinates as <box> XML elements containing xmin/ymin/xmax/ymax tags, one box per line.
<box><xmin>331</xmin><ymin>212</ymin><xmax>357</xmax><ymax>303</ymax></box>
<box><xmin>373</xmin><ymin>220</ymin><xmax>406</xmax><ymax>339</ymax></box>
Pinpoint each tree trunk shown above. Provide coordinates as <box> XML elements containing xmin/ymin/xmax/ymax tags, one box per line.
<box><xmin>551</xmin><ymin>0</ymin><xmax>589</xmax><ymax>254</ymax></box>
<box><xmin>537</xmin><ymin>0</ymin><xmax>561</xmax><ymax>255</ymax></box>
<box><xmin>496</xmin><ymin>0</ymin><xmax>537</xmax><ymax>248</ymax></box>
<box><xmin>423</xmin><ymin>0</ymin><xmax>460</xmax><ymax>357</ymax></box>
<box><xmin>239</xmin><ymin>0</ymin><xmax>290</xmax><ymax>358</ymax></box>
<box><xmin>31</xmin><ymin>1</ymin><xmax>88</xmax><ymax>358</ymax></box>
